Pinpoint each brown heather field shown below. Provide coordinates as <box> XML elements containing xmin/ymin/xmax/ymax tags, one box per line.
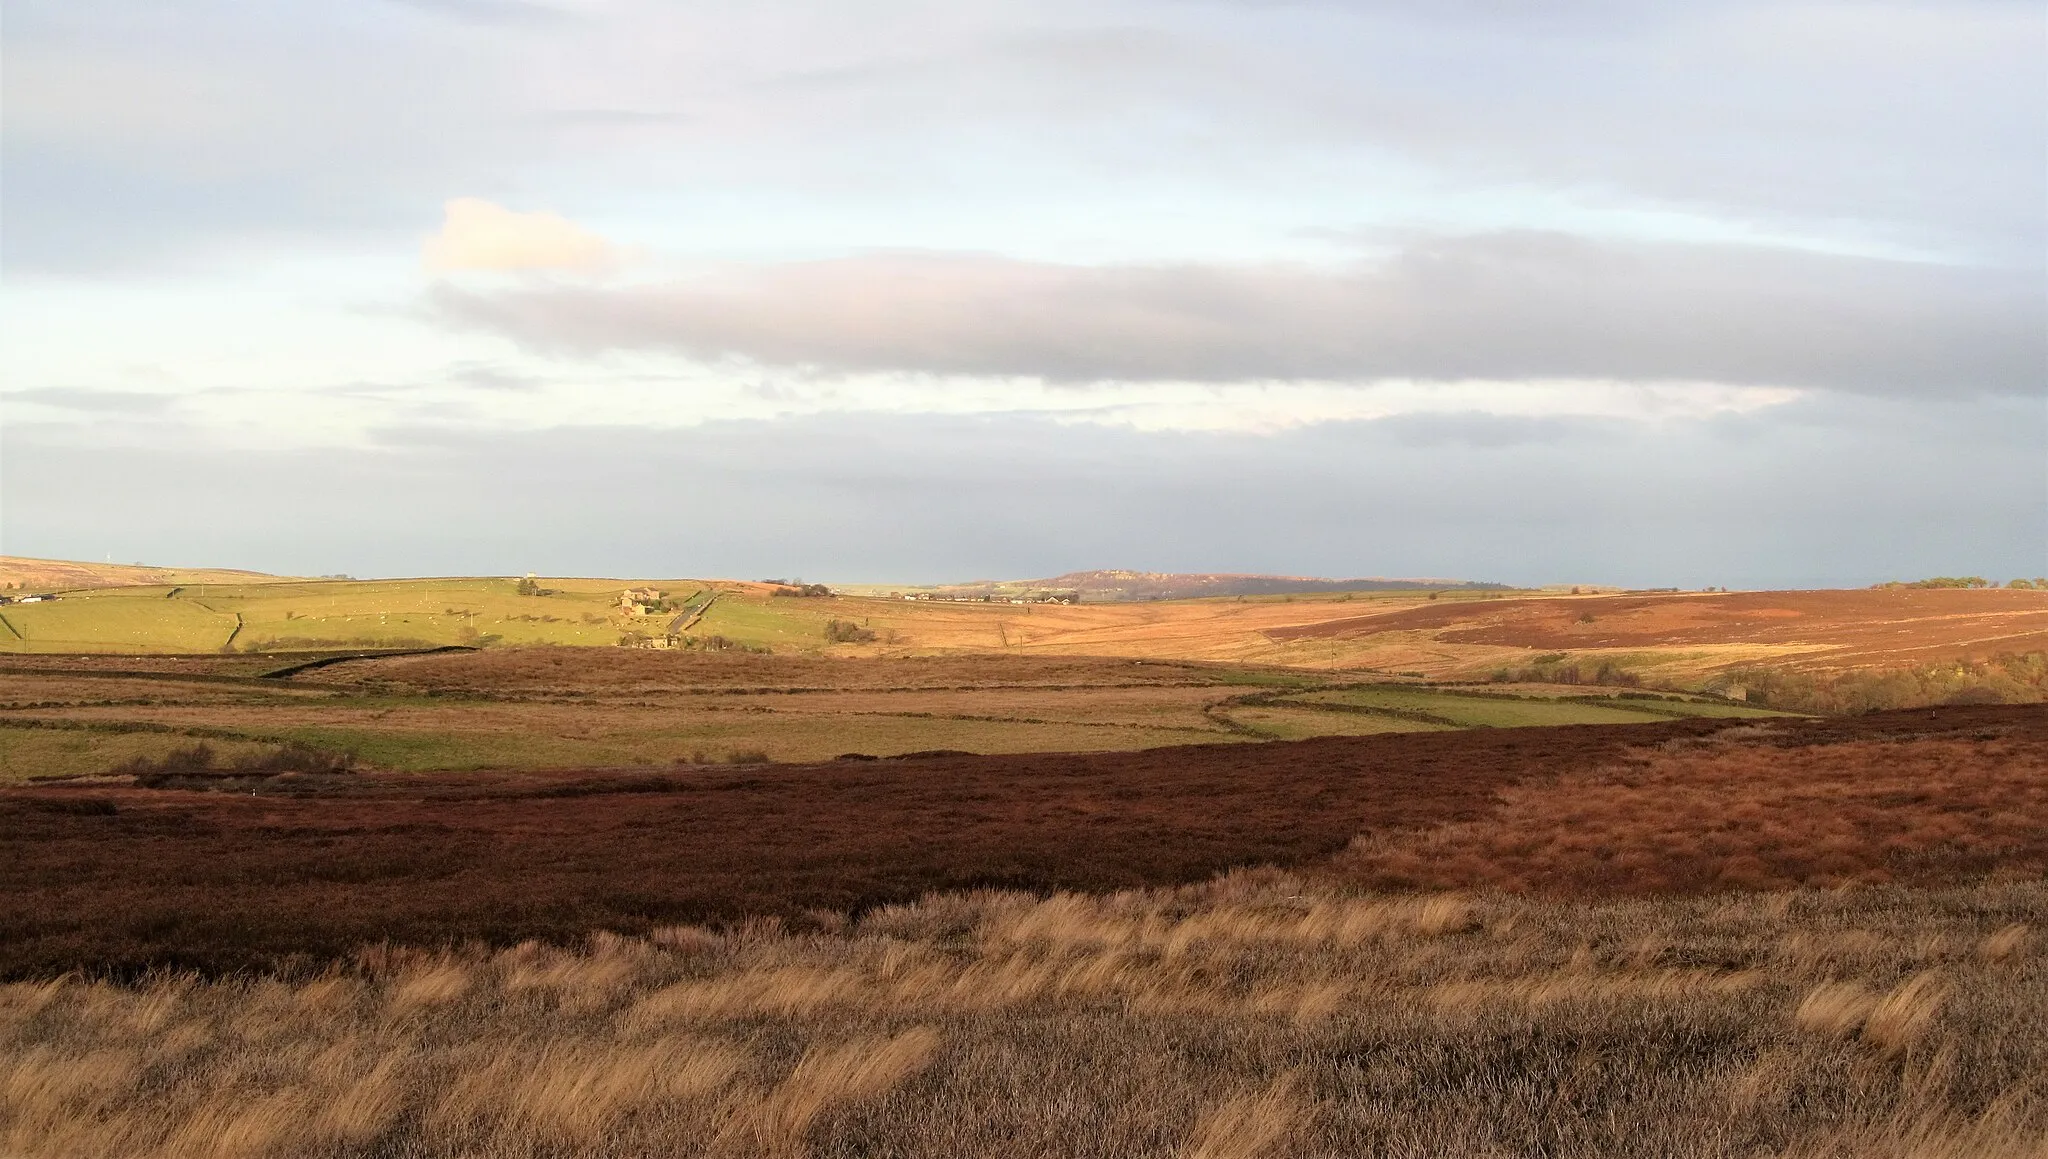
<box><xmin>3</xmin><ymin>705</ymin><xmax>2039</xmax><ymax>982</ymax></box>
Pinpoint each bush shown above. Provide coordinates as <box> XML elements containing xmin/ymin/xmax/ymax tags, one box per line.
<box><xmin>825</xmin><ymin>619</ymin><xmax>878</xmax><ymax>644</ymax></box>
<box><xmin>1489</xmin><ymin>656</ymin><xmax>1640</xmax><ymax>687</ymax></box>
<box><xmin>112</xmin><ymin>742</ymin><xmax>354</xmax><ymax>786</ymax></box>
<box><xmin>1873</xmin><ymin>577</ymin><xmax>1991</xmax><ymax>590</ymax></box>
<box><xmin>1726</xmin><ymin>651</ymin><xmax>2048</xmax><ymax>713</ymax></box>
<box><xmin>676</xmin><ymin>634</ymin><xmax>770</xmax><ymax>654</ymax></box>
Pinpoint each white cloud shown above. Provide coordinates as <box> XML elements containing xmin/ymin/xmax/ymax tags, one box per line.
<box><xmin>422</xmin><ymin>198</ymin><xmax>618</xmax><ymax>273</ymax></box>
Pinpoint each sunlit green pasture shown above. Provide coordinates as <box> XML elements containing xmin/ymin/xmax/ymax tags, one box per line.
<box><xmin>0</xmin><ymin>577</ymin><xmax>718</xmax><ymax>655</ymax></box>
<box><xmin>690</xmin><ymin>595</ymin><xmax>851</xmax><ymax>650</ymax></box>
<box><xmin>0</xmin><ymin>593</ymin><xmax>238</xmax><ymax>653</ymax></box>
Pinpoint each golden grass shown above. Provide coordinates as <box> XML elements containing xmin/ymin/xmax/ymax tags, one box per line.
<box><xmin>2</xmin><ymin>878</ymin><xmax>2043</xmax><ymax>1157</ymax></box>
<box><xmin>1181</xmin><ymin>1072</ymin><xmax>1308</xmax><ymax>1159</ymax></box>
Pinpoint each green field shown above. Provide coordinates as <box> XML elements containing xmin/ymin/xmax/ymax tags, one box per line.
<box><xmin>0</xmin><ymin>578</ymin><xmax>710</xmax><ymax>655</ymax></box>
<box><xmin>690</xmin><ymin>594</ymin><xmax>849</xmax><ymax>650</ymax></box>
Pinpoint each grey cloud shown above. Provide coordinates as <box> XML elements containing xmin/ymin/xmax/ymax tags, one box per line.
<box><xmin>2</xmin><ymin>388</ymin><xmax>180</xmax><ymax>415</ymax></box>
<box><xmin>6</xmin><ymin>0</ymin><xmax>2039</xmax><ymax>273</ymax></box>
<box><xmin>378</xmin><ymin>0</ymin><xmax>572</xmax><ymax>24</ymax></box>
<box><xmin>6</xmin><ymin>396</ymin><xmax>2041</xmax><ymax>588</ymax></box>
<box><xmin>443</xmin><ymin>363</ymin><xmax>543</xmax><ymax>392</ymax></box>
<box><xmin>431</xmin><ymin>234</ymin><xmax>2046</xmax><ymax>395</ymax></box>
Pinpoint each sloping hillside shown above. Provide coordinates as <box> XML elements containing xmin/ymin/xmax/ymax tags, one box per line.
<box><xmin>0</xmin><ymin>556</ymin><xmax>289</xmax><ymax>592</ymax></box>
<box><xmin>934</xmin><ymin>569</ymin><xmax>1511</xmax><ymax>601</ymax></box>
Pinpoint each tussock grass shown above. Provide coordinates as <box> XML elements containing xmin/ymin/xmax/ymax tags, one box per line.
<box><xmin>2</xmin><ymin>879</ymin><xmax>2042</xmax><ymax>1157</ymax></box>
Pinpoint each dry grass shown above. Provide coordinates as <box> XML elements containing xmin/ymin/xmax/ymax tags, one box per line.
<box><xmin>3</xmin><ymin>878</ymin><xmax>2042</xmax><ymax>1158</ymax></box>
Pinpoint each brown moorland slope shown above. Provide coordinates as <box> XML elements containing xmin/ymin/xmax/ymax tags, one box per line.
<box><xmin>1268</xmin><ymin>587</ymin><xmax>2048</xmax><ymax>670</ymax></box>
<box><xmin>924</xmin><ymin>569</ymin><xmax>1505</xmax><ymax>601</ymax></box>
<box><xmin>0</xmin><ymin>556</ymin><xmax>288</xmax><ymax>592</ymax></box>
<box><xmin>1331</xmin><ymin>726</ymin><xmax>2048</xmax><ymax>895</ymax></box>
<box><xmin>3</xmin><ymin>705</ymin><xmax>2038</xmax><ymax>979</ymax></box>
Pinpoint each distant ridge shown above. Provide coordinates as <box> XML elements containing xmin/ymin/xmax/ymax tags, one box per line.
<box><xmin>932</xmin><ymin>570</ymin><xmax>1512</xmax><ymax>602</ymax></box>
<box><xmin>0</xmin><ymin>556</ymin><xmax>288</xmax><ymax>592</ymax></box>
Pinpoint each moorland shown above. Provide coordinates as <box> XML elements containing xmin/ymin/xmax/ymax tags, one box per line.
<box><xmin>2</xmin><ymin>557</ymin><xmax>2045</xmax><ymax>1157</ymax></box>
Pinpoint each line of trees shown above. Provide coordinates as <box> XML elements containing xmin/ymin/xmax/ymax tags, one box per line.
<box><xmin>1871</xmin><ymin>577</ymin><xmax>2047</xmax><ymax>590</ymax></box>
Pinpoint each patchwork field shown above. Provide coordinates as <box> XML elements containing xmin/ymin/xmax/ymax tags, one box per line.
<box><xmin>7</xmin><ymin>559</ymin><xmax>2042</xmax><ymax>697</ymax></box>
<box><xmin>0</xmin><ymin>650</ymin><xmax>1785</xmax><ymax>780</ymax></box>
<box><xmin>0</xmin><ymin>577</ymin><xmax>678</xmax><ymax>654</ymax></box>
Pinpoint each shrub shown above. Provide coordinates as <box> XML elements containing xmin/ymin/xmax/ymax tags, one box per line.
<box><xmin>677</xmin><ymin>635</ymin><xmax>771</xmax><ymax>654</ymax></box>
<box><xmin>1872</xmin><ymin>577</ymin><xmax>1991</xmax><ymax>589</ymax></box>
<box><xmin>772</xmin><ymin>584</ymin><xmax>835</xmax><ymax>598</ymax></box>
<box><xmin>111</xmin><ymin>742</ymin><xmax>355</xmax><ymax>786</ymax></box>
<box><xmin>825</xmin><ymin>619</ymin><xmax>877</xmax><ymax>644</ymax></box>
<box><xmin>1489</xmin><ymin>656</ymin><xmax>1640</xmax><ymax>687</ymax></box>
<box><xmin>1726</xmin><ymin>651</ymin><xmax>2048</xmax><ymax>713</ymax></box>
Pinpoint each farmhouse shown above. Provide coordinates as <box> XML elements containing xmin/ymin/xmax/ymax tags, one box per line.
<box><xmin>618</xmin><ymin>587</ymin><xmax>662</xmax><ymax>615</ymax></box>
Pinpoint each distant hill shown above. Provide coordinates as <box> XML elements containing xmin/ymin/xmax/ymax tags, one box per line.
<box><xmin>0</xmin><ymin>556</ymin><xmax>290</xmax><ymax>593</ymax></box>
<box><xmin>931</xmin><ymin>570</ymin><xmax>1513</xmax><ymax>602</ymax></box>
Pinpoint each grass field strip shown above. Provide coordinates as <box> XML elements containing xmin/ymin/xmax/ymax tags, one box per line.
<box><xmin>0</xmin><ymin>658</ymin><xmax>1800</xmax><ymax>778</ymax></box>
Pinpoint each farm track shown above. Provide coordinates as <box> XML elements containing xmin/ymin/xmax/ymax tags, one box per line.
<box><xmin>2</xmin><ymin>704</ymin><xmax>2038</xmax><ymax>978</ymax></box>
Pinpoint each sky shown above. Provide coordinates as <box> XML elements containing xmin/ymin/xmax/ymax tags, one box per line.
<box><xmin>3</xmin><ymin>0</ymin><xmax>2043</xmax><ymax>587</ymax></box>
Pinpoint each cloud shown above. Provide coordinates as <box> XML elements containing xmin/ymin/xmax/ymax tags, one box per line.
<box><xmin>422</xmin><ymin>197</ymin><xmax>617</xmax><ymax>273</ymax></box>
<box><xmin>2</xmin><ymin>388</ymin><xmax>180</xmax><ymax>415</ymax></box>
<box><xmin>7</xmin><ymin>396</ymin><xmax>2042</xmax><ymax>588</ymax></box>
<box><xmin>430</xmin><ymin>233</ymin><xmax>2045</xmax><ymax>395</ymax></box>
